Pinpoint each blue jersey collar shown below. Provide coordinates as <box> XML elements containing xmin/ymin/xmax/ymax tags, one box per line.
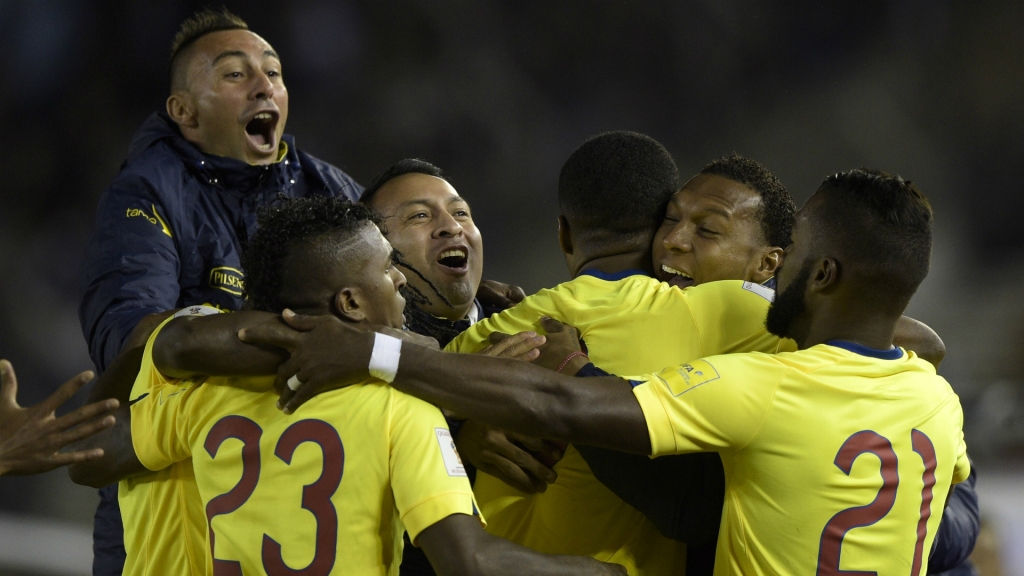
<box><xmin>578</xmin><ymin>269</ymin><xmax>651</xmax><ymax>281</ymax></box>
<box><xmin>826</xmin><ymin>340</ymin><xmax>904</xmax><ymax>360</ymax></box>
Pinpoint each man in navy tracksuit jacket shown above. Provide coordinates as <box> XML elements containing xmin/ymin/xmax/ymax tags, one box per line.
<box><xmin>78</xmin><ymin>9</ymin><xmax>360</xmax><ymax>574</ymax></box>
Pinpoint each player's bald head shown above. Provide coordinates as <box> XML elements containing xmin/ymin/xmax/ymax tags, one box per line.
<box><xmin>807</xmin><ymin>169</ymin><xmax>933</xmax><ymax>315</ymax></box>
<box><xmin>169</xmin><ymin>7</ymin><xmax>250</xmax><ymax>93</ymax></box>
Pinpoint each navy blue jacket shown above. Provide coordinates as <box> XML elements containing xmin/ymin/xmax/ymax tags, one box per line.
<box><xmin>79</xmin><ymin>112</ymin><xmax>361</xmax><ymax>371</ymax></box>
<box><xmin>78</xmin><ymin>112</ymin><xmax>361</xmax><ymax>575</ymax></box>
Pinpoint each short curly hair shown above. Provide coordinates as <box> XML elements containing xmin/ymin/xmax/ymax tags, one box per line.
<box><xmin>559</xmin><ymin>131</ymin><xmax>679</xmax><ymax>250</ymax></box>
<box><xmin>701</xmin><ymin>155</ymin><xmax>795</xmax><ymax>248</ymax></box>
<box><xmin>241</xmin><ymin>196</ymin><xmax>379</xmax><ymax>313</ymax></box>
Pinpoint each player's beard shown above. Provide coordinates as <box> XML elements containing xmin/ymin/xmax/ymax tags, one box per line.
<box><xmin>766</xmin><ymin>259</ymin><xmax>813</xmax><ymax>341</ymax></box>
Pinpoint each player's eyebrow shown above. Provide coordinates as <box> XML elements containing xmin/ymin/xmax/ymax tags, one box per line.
<box><xmin>396</xmin><ymin>195</ymin><xmax>465</xmax><ymax>210</ymax></box>
<box><xmin>211</xmin><ymin>50</ymin><xmax>247</xmax><ymax>65</ymax></box>
<box><xmin>211</xmin><ymin>49</ymin><xmax>280</xmax><ymax>65</ymax></box>
<box><xmin>700</xmin><ymin>206</ymin><xmax>732</xmax><ymax>219</ymax></box>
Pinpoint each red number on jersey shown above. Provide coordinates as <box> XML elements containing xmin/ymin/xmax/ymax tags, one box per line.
<box><xmin>204</xmin><ymin>417</ymin><xmax>345</xmax><ymax>574</ymax></box>
<box><xmin>816</xmin><ymin>429</ymin><xmax>938</xmax><ymax>576</ymax></box>
<box><xmin>262</xmin><ymin>420</ymin><xmax>345</xmax><ymax>575</ymax></box>
<box><xmin>204</xmin><ymin>416</ymin><xmax>263</xmax><ymax>576</ymax></box>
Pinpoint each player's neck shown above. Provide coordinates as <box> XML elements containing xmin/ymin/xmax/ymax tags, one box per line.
<box><xmin>800</xmin><ymin>310</ymin><xmax>898</xmax><ymax>351</ymax></box>
<box><xmin>571</xmin><ymin>251</ymin><xmax>653</xmax><ymax>278</ymax></box>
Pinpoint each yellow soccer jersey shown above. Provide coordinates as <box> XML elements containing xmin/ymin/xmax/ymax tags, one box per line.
<box><xmin>631</xmin><ymin>342</ymin><xmax>970</xmax><ymax>576</ymax></box>
<box><xmin>447</xmin><ymin>273</ymin><xmax>794</xmax><ymax>576</ymax></box>
<box><xmin>129</xmin><ymin>322</ymin><xmax>481</xmax><ymax>576</ymax></box>
<box><xmin>119</xmin><ymin>317</ymin><xmax>208</xmax><ymax>576</ymax></box>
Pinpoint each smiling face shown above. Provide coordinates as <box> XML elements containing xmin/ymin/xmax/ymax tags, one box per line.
<box><xmin>168</xmin><ymin>29</ymin><xmax>288</xmax><ymax>165</ymax></box>
<box><xmin>367</xmin><ymin>173</ymin><xmax>484</xmax><ymax>321</ymax></box>
<box><xmin>653</xmin><ymin>173</ymin><xmax>779</xmax><ymax>288</ymax></box>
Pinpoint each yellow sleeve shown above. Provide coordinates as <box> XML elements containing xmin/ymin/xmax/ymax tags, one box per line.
<box><xmin>446</xmin><ymin>289</ymin><xmax>563</xmax><ymax>353</ymax></box>
<box><xmin>388</xmin><ymin>389</ymin><xmax>482</xmax><ymax>543</ymax></box>
<box><xmin>951</xmin><ymin>401</ymin><xmax>971</xmax><ymax>484</ymax></box>
<box><xmin>629</xmin><ymin>353</ymin><xmax>786</xmax><ymax>456</ymax></box>
<box><xmin>683</xmin><ymin>280</ymin><xmax>786</xmax><ymax>356</ymax></box>
<box><xmin>129</xmin><ymin>317</ymin><xmax>202</xmax><ymax>472</ymax></box>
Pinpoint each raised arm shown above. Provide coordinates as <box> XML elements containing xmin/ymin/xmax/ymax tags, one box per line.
<box><xmin>1</xmin><ymin>361</ymin><xmax>118</xmax><ymax>477</ymax></box>
<box><xmin>239</xmin><ymin>311</ymin><xmax>651</xmax><ymax>454</ymax></box>
<box><xmin>153</xmin><ymin>311</ymin><xmax>288</xmax><ymax>379</ymax></box>
<box><xmin>79</xmin><ymin>181</ymin><xmax>182</xmax><ymax>373</ymax></box>
<box><xmin>67</xmin><ymin>351</ymin><xmax>149</xmax><ymax>487</ymax></box>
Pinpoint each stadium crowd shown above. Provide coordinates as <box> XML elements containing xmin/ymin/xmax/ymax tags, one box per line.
<box><xmin>0</xmin><ymin>7</ymin><xmax>989</xmax><ymax>576</ymax></box>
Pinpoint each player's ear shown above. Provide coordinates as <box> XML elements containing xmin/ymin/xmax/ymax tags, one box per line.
<box><xmin>810</xmin><ymin>257</ymin><xmax>839</xmax><ymax>293</ymax></box>
<box><xmin>558</xmin><ymin>216</ymin><xmax>574</xmax><ymax>256</ymax></box>
<box><xmin>332</xmin><ymin>287</ymin><xmax>368</xmax><ymax>323</ymax></box>
<box><xmin>166</xmin><ymin>92</ymin><xmax>198</xmax><ymax>129</ymax></box>
<box><xmin>749</xmin><ymin>246</ymin><xmax>783</xmax><ymax>284</ymax></box>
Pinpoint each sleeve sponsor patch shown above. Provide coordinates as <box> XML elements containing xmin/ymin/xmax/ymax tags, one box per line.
<box><xmin>173</xmin><ymin>305</ymin><xmax>223</xmax><ymax>318</ymax></box>
<box><xmin>659</xmin><ymin>359</ymin><xmax>721</xmax><ymax>397</ymax></box>
<box><xmin>741</xmin><ymin>281</ymin><xmax>775</xmax><ymax>302</ymax></box>
<box><xmin>435</xmin><ymin>428</ymin><xmax>468</xmax><ymax>477</ymax></box>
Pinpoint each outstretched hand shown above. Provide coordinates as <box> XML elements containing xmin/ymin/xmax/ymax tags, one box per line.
<box><xmin>238</xmin><ymin>310</ymin><xmax>376</xmax><ymax>413</ymax></box>
<box><xmin>0</xmin><ymin>360</ymin><xmax>119</xmax><ymax>476</ymax></box>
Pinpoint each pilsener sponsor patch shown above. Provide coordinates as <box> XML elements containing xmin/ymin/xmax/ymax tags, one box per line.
<box><xmin>435</xmin><ymin>428</ymin><xmax>468</xmax><ymax>477</ymax></box>
<box><xmin>659</xmin><ymin>359</ymin><xmax>721</xmax><ymax>397</ymax></box>
<box><xmin>209</xmin><ymin>266</ymin><xmax>245</xmax><ymax>296</ymax></box>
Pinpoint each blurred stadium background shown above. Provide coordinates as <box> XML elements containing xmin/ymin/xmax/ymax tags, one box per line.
<box><xmin>0</xmin><ymin>1</ymin><xmax>1022</xmax><ymax>573</ymax></box>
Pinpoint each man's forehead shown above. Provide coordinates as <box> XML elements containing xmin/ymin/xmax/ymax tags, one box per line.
<box><xmin>375</xmin><ymin>174</ymin><xmax>463</xmax><ymax>209</ymax></box>
<box><xmin>191</xmin><ymin>29</ymin><xmax>279</xmax><ymax>65</ymax></box>
<box><xmin>674</xmin><ymin>174</ymin><xmax>761</xmax><ymax>216</ymax></box>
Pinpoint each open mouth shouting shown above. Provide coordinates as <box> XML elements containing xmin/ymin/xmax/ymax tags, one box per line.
<box><xmin>661</xmin><ymin>264</ymin><xmax>695</xmax><ymax>289</ymax></box>
<box><xmin>244</xmin><ymin>110</ymin><xmax>279</xmax><ymax>154</ymax></box>
<box><xmin>436</xmin><ymin>245</ymin><xmax>470</xmax><ymax>275</ymax></box>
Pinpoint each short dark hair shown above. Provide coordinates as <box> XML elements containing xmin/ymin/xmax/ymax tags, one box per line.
<box><xmin>359</xmin><ymin>159</ymin><xmax>446</xmax><ymax>206</ymax></box>
<box><xmin>701</xmin><ymin>154</ymin><xmax>795</xmax><ymax>248</ymax></box>
<box><xmin>813</xmin><ymin>168</ymin><xmax>933</xmax><ymax>313</ymax></box>
<box><xmin>169</xmin><ymin>7</ymin><xmax>249</xmax><ymax>92</ymax></box>
<box><xmin>241</xmin><ymin>196</ymin><xmax>379</xmax><ymax>313</ymax></box>
<box><xmin>559</xmin><ymin>131</ymin><xmax>679</xmax><ymax>249</ymax></box>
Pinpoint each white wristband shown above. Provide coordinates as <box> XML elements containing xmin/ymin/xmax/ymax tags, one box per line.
<box><xmin>369</xmin><ymin>333</ymin><xmax>403</xmax><ymax>383</ymax></box>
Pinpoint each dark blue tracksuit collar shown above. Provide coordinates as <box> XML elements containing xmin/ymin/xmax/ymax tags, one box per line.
<box><xmin>826</xmin><ymin>340</ymin><xmax>904</xmax><ymax>360</ymax></box>
<box><xmin>577</xmin><ymin>269</ymin><xmax>651</xmax><ymax>281</ymax></box>
<box><xmin>130</xmin><ymin>112</ymin><xmax>303</xmax><ymax>195</ymax></box>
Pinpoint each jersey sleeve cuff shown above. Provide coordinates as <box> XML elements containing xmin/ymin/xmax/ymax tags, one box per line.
<box><xmin>631</xmin><ymin>376</ymin><xmax>678</xmax><ymax>457</ymax></box>
<box><xmin>402</xmin><ymin>491</ymin><xmax>486</xmax><ymax>544</ymax></box>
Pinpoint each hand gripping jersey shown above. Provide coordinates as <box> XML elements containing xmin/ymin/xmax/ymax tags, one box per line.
<box><xmin>630</xmin><ymin>343</ymin><xmax>970</xmax><ymax>576</ymax></box>
<box><xmin>121</xmin><ymin>319</ymin><xmax>480</xmax><ymax>575</ymax></box>
<box><xmin>446</xmin><ymin>272</ymin><xmax>794</xmax><ymax>576</ymax></box>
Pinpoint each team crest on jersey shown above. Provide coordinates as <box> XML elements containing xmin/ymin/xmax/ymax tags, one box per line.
<box><xmin>435</xmin><ymin>428</ymin><xmax>468</xmax><ymax>477</ymax></box>
<box><xmin>661</xmin><ymin>359</ymin><xmax>720</xmax><ymax>396</ymax></box>
<box><xmin>209</xmin><ymin>266</ymin><xmax>245</xmax><ymax>296</ymax></box>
